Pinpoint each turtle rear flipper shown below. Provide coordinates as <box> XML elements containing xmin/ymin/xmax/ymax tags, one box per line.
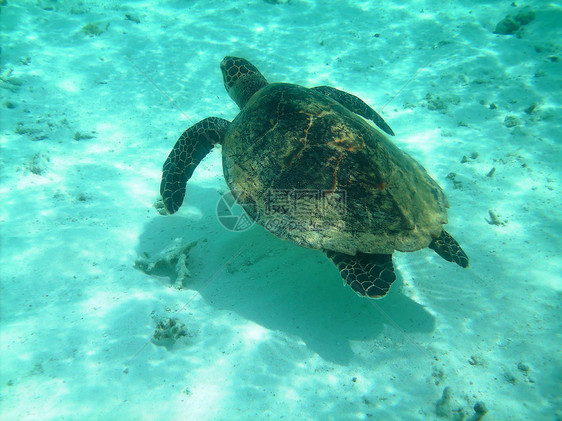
<box><xmin>324</xmin><ymin>250</ymin><xmax>396</xmax><ymax>298</ymax></box>
<box><xmin>160</xmin><ymin>117</ymin><xmax>230</xmax><ymax>214</ymax></box>
<box><xmin>311</xmin><ymin>85</ymin><xmax>395</xmax><ymax>136</ymax></box>
<box><xmin>429</xmin><ymin>229</ymin><xmax>469</xmax><ymax>268</ymax></box>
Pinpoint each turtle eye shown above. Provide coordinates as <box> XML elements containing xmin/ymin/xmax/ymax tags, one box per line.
<box><xmin>224</xmin><ymin>58</ymin><xmax>235</xmax><ymax>70</ymax></box>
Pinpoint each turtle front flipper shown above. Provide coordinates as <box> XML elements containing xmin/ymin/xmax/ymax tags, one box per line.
<box><xmin>428</xmin><ymin>229</ymin><xmax>469</xmax><ymax>268</ymax></box>
<box><xmin>311</xmin><ymin>86</ymin><xmax>395</xmax><ymax>136</ymax></box>
<box><xmin>324</xmin><ymin>250</ymin><xmax>396</xmax><ymax>298</ymax></box>
<box><xmin>160</xmin><ymin>117</ymin><xmax>230</xmax><ymax>214</ymax></box>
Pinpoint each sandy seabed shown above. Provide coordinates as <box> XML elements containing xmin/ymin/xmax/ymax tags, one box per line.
<box><xmin>1</xmin><ymin>1</ymin><xmax>561</xmax><ymax>420</ymax></box>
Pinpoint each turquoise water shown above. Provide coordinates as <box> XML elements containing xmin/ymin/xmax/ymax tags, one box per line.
<box><xmin>1</xmin><ymin>1</ymin><xmax>561</xmax><ymax>420</ymax></box>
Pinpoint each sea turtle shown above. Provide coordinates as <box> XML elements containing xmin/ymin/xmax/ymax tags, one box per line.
<box><xmin>160</xmin><ymin>56</ymin><xmax>469</xmax><ymax>299</ymax></box>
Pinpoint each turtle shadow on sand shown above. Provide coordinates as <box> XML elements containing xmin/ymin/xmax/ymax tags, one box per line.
<box><xmin>141</xmin><ymin>54</ymin><xmax>469</xmax><ymax>363</ymax></box>
<box><xmin>136</xmin><ymin>200</ymin><xmax>435</xmax><ymax>364</ymax></box>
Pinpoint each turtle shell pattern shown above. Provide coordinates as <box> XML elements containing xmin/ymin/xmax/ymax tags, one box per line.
<box><xmin>222</xmin><ymin>83</ymin><xmax>448</xmax><ymax>255</ymax></box>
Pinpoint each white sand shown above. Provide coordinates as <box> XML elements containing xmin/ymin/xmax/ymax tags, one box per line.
<box><xmin>1</xmin><ymin>0</ymin><xmax>560</xmax><ymax>419</ymax></box>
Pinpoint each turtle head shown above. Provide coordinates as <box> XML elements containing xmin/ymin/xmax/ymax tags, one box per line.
<box><xmin>220</xmin><ymin>56</ymin><xmax>268</xmax><ymax>109</ymax></box>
